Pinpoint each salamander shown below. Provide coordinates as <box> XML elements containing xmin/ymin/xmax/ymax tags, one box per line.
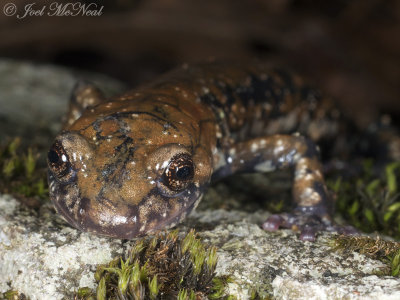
<box><xmin>47</xmin><ymin>61</ymin><xmax>400</xmax><ymax>241</ymax></box>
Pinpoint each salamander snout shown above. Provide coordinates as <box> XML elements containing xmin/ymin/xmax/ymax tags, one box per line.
<box><xmin>47</xmin><ymin>130</ymin><xmax>212</xmax><ymax>239</ymax></box>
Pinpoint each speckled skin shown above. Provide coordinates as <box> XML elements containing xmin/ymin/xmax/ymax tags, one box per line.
<box><xmin>47</xmin><ymin>62</ymin><xmax>398</xmax><ymax>241</ymax></box>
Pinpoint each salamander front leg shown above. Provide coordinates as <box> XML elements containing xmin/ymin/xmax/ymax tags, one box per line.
<box><xmin>63</xmin><ymin>81</ymin><xmax>106</xmax><ymax>129</ymax></box>
<box><xmin>217</xmin><ymin>134</ymin><xmax>356</xmax><ymax>241</ymax></box>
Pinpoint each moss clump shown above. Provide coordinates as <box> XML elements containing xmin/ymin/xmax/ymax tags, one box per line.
<box><xmin>0</xmin><ymin>137</ymin><xmax>48</xmax><ymax>202</ymax></box>
<box><xmin>333</xmin><ymin>235</ymin><xmax>400</xmax><ymax>276</ymax></box>
<box><xmin>0</xmin><ymin>290</ymin><xmax>28</xmax><ymax>300</ymax></box>
<box><xmin>76</xmin><ymin>230</ymin><xmax>232</xmax><ymax>299</ymax></box>
<box><xmin>328</xmin><ymin>160</ymin><xmax>400</xmax><ymax>238</ymax></box>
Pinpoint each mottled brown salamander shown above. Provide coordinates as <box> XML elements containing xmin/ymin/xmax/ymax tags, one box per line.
<box><xmin>47</xmin><ymin>62</ymin><xmax>399</xmax><ymax>241</ymax></box>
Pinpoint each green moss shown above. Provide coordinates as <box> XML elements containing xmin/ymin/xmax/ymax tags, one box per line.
<box><xmin>0</xmin><ymin>290</ymin><xmax>28</xmax><ymax>300</ymax></box>
<box><xmin>76</xmin><ymin>230</ymin><xmax>233</xmax><ymax>299</ymax></box>
<box><xmin>328</xmin><ymin>160</ymin><xmax>400</xmax><ymax>238</ymax></box>
<box><xmin>333</xmin><ymin>235</ymin><xmax>400</xmax><ymax>277</ymax></box>
<box><xmin>208</xmin><ymin>276</ymin><xmax>234</xmax><ymax>300</ymax></box>
<box><xmin>0</xmin><ymin>137</ymin><xmax>48</xmax><ymax>202</ymax></box>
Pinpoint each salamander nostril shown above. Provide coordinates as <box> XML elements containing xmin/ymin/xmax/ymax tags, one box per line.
<box><xmin>48</xmin><ymin>149</ymin><xmax>59</xmax><ymax>164</ymax></box>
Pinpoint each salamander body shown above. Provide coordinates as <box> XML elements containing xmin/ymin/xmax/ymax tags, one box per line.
<box><xmin>48</xmin><ymin>62</ymin><xmax>396</xmax><ymax>240</ymax></box>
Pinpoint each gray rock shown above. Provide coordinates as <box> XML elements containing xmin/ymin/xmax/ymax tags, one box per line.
<box><xmin>0</xmin><ymin>59</ymin><xmax>125</xmax><ymax>147</ymax></box>
<box><xmin>1</xmin><ymin>194</ymin><xmax>400</xmax><ymax>299</ymax></box>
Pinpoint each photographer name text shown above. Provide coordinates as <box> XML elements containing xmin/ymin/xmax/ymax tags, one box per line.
<box><xmin>3</xmin><ymin>2</ymin><xmax>104</xmax><ymax>18</ymax></box>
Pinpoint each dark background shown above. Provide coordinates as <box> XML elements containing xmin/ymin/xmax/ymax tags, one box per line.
<box><xmin>1</xmin><ymin>0</ymin><xmax>399</xmax><ymax>127</ymax></box>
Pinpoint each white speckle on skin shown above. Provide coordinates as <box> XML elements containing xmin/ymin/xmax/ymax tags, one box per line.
<box><xmin>202</xmin><ymin>87</ymin><xmax>210</xmax><ymax>93</ymax></box>
<box><xmin>305</xmin><ymin>174</ymin><xmax>315</xmax><ymax>181</ymax></box>
<box><xmin>61</xmin><ymin>154</ymin><xmax>67</xmax><ymax>162</ymax></box>
<box><xmin>251</xmin><ymin>143</ymin><xmax>258</xmax><ymax>152</ymax></box>
<box><xmin>293</xmin><ymin>153</ymin><xmax>301</xmax><ymax>162</ymax></box>
<box><xmin>300</xmin><ymin>187</ymin><xmax>314</xmax><ymax>199</ymax></box>
<box><xmin>273</xmin><ymin>145</ymin><xmax>285</xmax><ymax>155</ymax></box>
<box><xmin>227</xmin><ymin>157</ymin><xmax>233</xmax><ymax>164</ymax></box>
<box><xmin>255</xmin><ymin>160</ymin><xmax>275</xmax><ymax>172</ymax></box>
<box><xmin>112</xmin><ymin>215</ymin><xmax>127</xmax><ymax>225</ymax></box>
<box><xmin>173</xmin><ymin>134</ymin><xmax>178</xmax><ymax>138</ymax></box>
<box><xmin>161</xmin><ymin>160</ymin><xmax>169</xmax><ymax>169</ymax></box>
<box><xmin>132</xmin><ymin>216</ymin><xmax>137</xmax><ymax>223</ymax></box>
<box><xmin>72</xmin><ymin>153</ymin><xmax>77</xmax><ymax>161</ymax></box>
<box><xmin>131</xmin><ymin>161</ymin><xmax>136</xmax><ymax>165</ymax></box>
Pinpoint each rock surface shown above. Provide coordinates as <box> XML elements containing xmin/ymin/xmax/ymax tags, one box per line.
<box><xmin>1</xmin><ymin>60</ymin><xmax>400</xmax><ymax>299</ymax></box>
<box><xmin>0</xmin><ymin>59</ymin><xmax>125</xmax><ymax>147</ymax></box>
<box><xmin>1</xmin><ymin>194</ymin><xmax>400</xmax><ymax>299</ymax></box>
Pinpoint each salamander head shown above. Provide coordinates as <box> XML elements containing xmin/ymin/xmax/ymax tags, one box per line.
<box><xmin>47</xmin><ymin>110</ymin><xmax>212</xmax><ymax>238</ymax></box>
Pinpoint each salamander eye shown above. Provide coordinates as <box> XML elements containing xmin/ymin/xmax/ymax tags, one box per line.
<box><xmin>162</xmin><ymin>153</ymin><xmax>194</xmax><ymax>191</ymax></box>
<box><xmin>47</xmin><ymin>141</ymin><xmax>74</xmax><ymax>182</ymax></box>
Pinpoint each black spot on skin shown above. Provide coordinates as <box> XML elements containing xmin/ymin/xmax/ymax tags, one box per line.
<box><xmin>303</xmin><ymin>138</ymin><xmax>320</xmax><ymax>159</ymax></box>
<box><xmin>300</xmin><ymin>86</ymin><xmax>321</xmax><ymax>103</ymax></box>
<box><xmin>79</xmin><ymin>197</ymin><xmax>91</xmax><ymax>213</ymax></box>
<box><xmin>215</xmin><ymin>81</ymin><xmax>237</xmax><ymax>106</ymax></box>
<box><xmin>199</xmin><ymin>92</ymin><xmax>230</xmax><ymax>145</ymax></box>
<box><xmin>114</xmin><ymin>137</ymin><xmax>134</xmax><ymax>153</ymax></box>
<box><xmin>273</xmin><ymin>68</ymin><xmax>296</xmax><ymax>94</ymax></box>
<box><xmin>235</xmin><ymin>74</ymin><xmax>276</xmax><ymax>104</ymax></box>
<box><xmin>153</xmin><ymin>105</ymin><xmax>169</xmax><ymax>119</ymax></box>
<box><xmin>200</xmin><ymin>92</ymin><xmax>224</xmax><ymax>108</ymax></box>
